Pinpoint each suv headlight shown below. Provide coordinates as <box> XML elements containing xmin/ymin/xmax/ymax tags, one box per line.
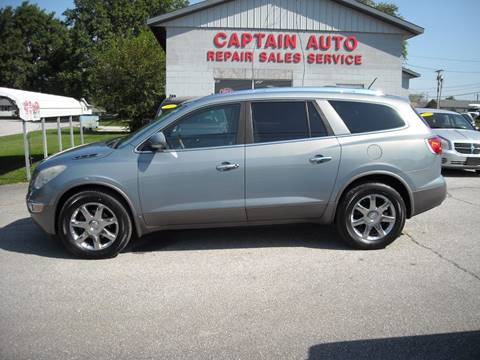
<box><xmin>438</xmin><ymin>136</ymin><xmax>451</xmax><ymax>150</ymax></box>
<box><xmin>33</xmin><ymin>165</ymin><xmax>66</xmax><ymax>190</ymax></box>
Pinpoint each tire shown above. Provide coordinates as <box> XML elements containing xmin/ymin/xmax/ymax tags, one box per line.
<box><xmin>335</xmin><ymin>182</ymin><xmax>406</xmax><ymax>250</ymax></box>
<box><xmin>58</xmin><ymin>190</ymin><xmax>132</xmax><ymax>259</ymax></box>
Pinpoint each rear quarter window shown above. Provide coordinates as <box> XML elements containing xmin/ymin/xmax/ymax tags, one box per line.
<box><xmin>329</xmin><ymin>100</ymin><xmax>405</xmax><ymax>134</ymax></box>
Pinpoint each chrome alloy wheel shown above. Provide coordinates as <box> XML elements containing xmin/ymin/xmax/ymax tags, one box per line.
<box><xmin>349</xmin><ymin>194</ymin><xmax>396</xmax><ymax>242</ymax></box>
<box><xmin>69</xmin><ymin>202</ymin><xmax>119</xmax><ymax>251</ymax></box>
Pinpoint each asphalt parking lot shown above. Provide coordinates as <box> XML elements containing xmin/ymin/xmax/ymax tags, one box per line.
<box><xmin>1</xmin><ymin>171</ymin><xmax>479</xmax><ymax>359</ymax></box>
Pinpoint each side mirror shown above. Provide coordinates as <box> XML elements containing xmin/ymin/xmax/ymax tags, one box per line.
<box><xmin>148</xmin><ymin>132</ymin><xmax>168</xmax><ymax>151</ymax></box>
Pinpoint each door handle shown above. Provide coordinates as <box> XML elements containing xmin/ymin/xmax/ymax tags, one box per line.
<box><xmin>216</xmin><ymin>162</ymin><xmax>240</xmax><ymax>171</ymax></box>
<box><xmin>309</xmin><ymin>155</ymin><xmax>332</xmax><ymax>164</ymax></box>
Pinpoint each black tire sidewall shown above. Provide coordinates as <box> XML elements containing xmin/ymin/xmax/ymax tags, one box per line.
<box><xmin>336</xmin><ymin>183</ymin><xmax>406</xmax><ymax>250</ymax></box>
<box><xmin>58</xmin><ymin>191</ymin><xmax>132</xmax><ymax>259</ymax></box>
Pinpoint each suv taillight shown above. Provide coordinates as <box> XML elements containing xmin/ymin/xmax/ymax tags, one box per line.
<box><xmin>427</xmin><ymin>136</ymin><xmax>443</xmax><ymax>155</ymax></box>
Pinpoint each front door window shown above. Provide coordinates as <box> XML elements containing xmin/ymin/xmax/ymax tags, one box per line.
<box><xmin>163</xmin><ymin>103</ymin><xmax>240</xmax><ymax>149</ymax></box>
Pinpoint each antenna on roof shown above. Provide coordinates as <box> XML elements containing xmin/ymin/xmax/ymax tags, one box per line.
<box><xmin>368</xmin><ymin>77</ymin><xmax>378</xmax><ymax>89</ymax></box>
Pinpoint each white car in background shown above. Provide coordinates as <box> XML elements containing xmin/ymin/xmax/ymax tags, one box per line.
<box><xmin>418</xmin><ymin>108</ymin><xmax>480</xmax><ymax>174</ymax></box>
<box><xmin>461</xmin><ymin>112</ymin><xmax>476</xmax><ymax>127</ymax></box>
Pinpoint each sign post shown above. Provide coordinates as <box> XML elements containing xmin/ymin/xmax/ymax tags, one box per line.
<box><xmin>22</xmin><ymin>120</ymin><xmax>31</xmax><ymax>181</ymax></box>
<box><xmin>79</xmin><ymin>120</ymin><xmax>84</xmax><ymax>145</ymax></box>
<box><xmin>41</xmin><ymin>117</ymin><xmax>48</xmax><ymax>159</ymax></box>
<box><xmin>69</xmin><ymin>116</ymin><xmax>74</xmax><ymax>148</ymax></box>
<box><xmin>57</xmin><ymin>117</ymin><xmax>62</xmax><ymax>152</ymax></box>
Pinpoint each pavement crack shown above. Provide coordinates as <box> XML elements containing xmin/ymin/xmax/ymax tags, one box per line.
<box><xmin>403</xmin><ymin>232</ymin><xmax>480</xmax><ymax>282</ymax></box>
<box><xmin>446</xmin><ymin>192</ymin><xmax>480</xmax><ymax>208</ymax></box>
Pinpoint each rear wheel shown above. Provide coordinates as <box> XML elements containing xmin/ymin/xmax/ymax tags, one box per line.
<box><xmin>58</xmin><ymin>191</ymin><xmax>132</xmax><ymax>259</ymax></box>
<box><xmin>336</xmin><ymin>183</ymin><xmax>406</xmax><ymax>250</ymax></box>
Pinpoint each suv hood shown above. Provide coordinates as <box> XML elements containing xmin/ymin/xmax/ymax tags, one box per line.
<box><xmin>39</xmin><ymin>141</ymin><xmax>115</xmax><ymax>167</ymax></box>
<box><xmin>433</xmin><ymin>129</ymin><xmax>480</xmax><ymax>142</ymax></box>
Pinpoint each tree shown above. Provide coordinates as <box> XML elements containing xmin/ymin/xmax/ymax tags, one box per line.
<box><xmin>357</xmin><ymin>0</ymin><xmax>408</xmax><ymax>58</ymax></box>
<box><xmin>409</xmin><ymin>93</ymin><xmax>426</xmax><ymax>104</ymax></box>
<box><xmin>63</xmin><ymin>0</ymin><xmax>188</xmax><ymax>99</ymax></box>
<box><xmin>0</xmin><ymin>2</ymin><xmax>70</xmax><ymax>94</ymax></box>
<box><xmin>91</xmin><ymin>30</ymin><xmax>166</xmax><ymax>130</ymax></box>
<box><xmin>445</xmin><ymin>96</ymin><xmax>455</xmax><ymax>100</ymax></box>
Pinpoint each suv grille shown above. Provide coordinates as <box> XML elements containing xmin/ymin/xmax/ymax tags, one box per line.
<box><xmin>454</xmin><ymin>142</ymin><xmax>480</xmax><ymax>155</ymax></box>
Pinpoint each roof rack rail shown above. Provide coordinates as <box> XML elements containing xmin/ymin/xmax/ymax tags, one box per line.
<box><xmin>216</xmin><ymin>86</ymin><xmax>384</xmax><ymax>97</ymax></box>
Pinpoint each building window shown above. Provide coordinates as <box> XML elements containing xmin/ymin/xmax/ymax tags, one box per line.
<box><xmin>215</xmin><ymin>79</ymin><xmax>292</xmax><ymax>94</ymax></box>
<box><xmin>336</xmin><ymin>83</ymin><xmax>364</xmax><ymax>89</ymax></box>
<box><xmin>215</xmin><ymin>79</ymin><xmax>252</xmax><ymax>94</ymax></box>
<box><xmin>253</xmin><ymin>79</ymin><xmax>292</xmax><ymax>89</ymax></box>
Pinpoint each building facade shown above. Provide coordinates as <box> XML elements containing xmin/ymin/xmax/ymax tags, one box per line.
<box><xmin>148</xmin><ymin>0</ymin><xmax>423</xmax><ymax>98</ymax></box>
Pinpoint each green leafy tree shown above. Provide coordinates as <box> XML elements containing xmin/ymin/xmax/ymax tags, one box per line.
<box><xmin>91</xmin><ymin>30</ymin><xmax>166</xmax><ymax>130</ymax></box>
<box><xmin>357</xmin><ymin>0</ymin><xmax>408</xmax><ymax>58</ymax></box>
<box><xmin>0</xmin><ymin>2</ymin><xmax>70</xmax><ymax>94</ymax></box>
<box><xmin>63</xmin><ymin>0</ymin><xmax>188</xmax><ymax>99</ymax></box>
<box><xmin>409</xmin><ymin>93</ymin><xmax>426</xmax><ymax>104</ymax></box>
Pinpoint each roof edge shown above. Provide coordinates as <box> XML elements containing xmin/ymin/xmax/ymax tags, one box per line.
<box><xmin>147</xmin><ymin>0</ymin><xmax>424</xmax><ymax>37</ymax></box>
<box><xmin>332</xmin><ymin>0</ymin><xmax>423</xmax><ymax>37</ymax></box>
<box><xmin>402</xmin><ymin>67</ymin><xmax>421</xmax><ymax>78</ymax></box>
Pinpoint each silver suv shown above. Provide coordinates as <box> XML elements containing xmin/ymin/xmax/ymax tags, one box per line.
<box><xmin>27</xmin><ymin>88</ymin><xmax>447</xmax><ymax>259</ymax></box>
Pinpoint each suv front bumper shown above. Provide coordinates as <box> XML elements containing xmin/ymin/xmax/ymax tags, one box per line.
<box><xmin>26</xmin><ymin>187</ymin><xmax>57</xmax><ymax>235</ymax></box>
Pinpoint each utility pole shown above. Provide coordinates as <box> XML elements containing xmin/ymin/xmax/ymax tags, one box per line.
<box><xmin>435</xmin><ymin>70</ymin><xmax>444</xmax><ymax>109</ymax></box>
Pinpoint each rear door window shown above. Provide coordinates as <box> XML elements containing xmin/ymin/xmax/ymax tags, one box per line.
<box><xmin>251</xmin><ymin>101</ymin><xmax>309</xmax><ymax>143</ymax></box>
<box><xmin>308</xmin><ymin>102</ymin><xmax>328</xmax><ymax>138</ymax></box>
<box><xmin>329</xmin><ymin>101</ymin><xmax>404</xmax><ymax>134</ymax></box>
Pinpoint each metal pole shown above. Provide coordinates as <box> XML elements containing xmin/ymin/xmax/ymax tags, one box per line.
<box><xmin>435</xmin><ymin>70</ymin><xmax>444</xmax><ymax>109</ymax></box>
<box><xmin>41</xmin><ymin>117</ymin><xmax>48</xmax><ymax>159</ymax></box>
<box><xmin>57</xmin><ymin>116</ymin><xmax>62</xmax><ymax>152</ymax></box>
<box><xmin>22</xmin><ymin>120</ymin><xmax>31</xmax><ymax>181</ymax></box>
<box><xmin>79</xmin><ymin>118</ymin><xmax>84</xmax><ymax>145</ymax></box>
<box><xmin>69</xmin><ymin>115</ymin><xmax>74</xmax><ymax>148</ymax></box>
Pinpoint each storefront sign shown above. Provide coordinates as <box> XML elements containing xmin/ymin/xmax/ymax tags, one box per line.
<box><xmin>207</xmin><ymin>32</ymin><xmax>363</xmax><ymax>65</ymax></box>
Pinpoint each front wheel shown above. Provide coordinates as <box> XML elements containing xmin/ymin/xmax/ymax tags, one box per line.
<box><xmin>335</xmin><ymin>183</ymin><xmax>406</xmax><ymax>250</ymax></box>
<box><xmin>58</xmin><ymin>190</ymin><xmax>132</xmax><ymax>259</ymax></box>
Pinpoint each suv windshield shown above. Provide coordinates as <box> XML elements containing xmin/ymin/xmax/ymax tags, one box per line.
<box><xmin>154</xmin><ymin>104</ymin><xmax>182</xmax><ymax>122</ymax></box>
<box><xmin>422</xmin><ymin>112</ymin><xmax>475</xmax><ymax>130</ymax></box>
<box><xmin>108</xmin><ymin>104</ymin><xmax>186</xmax><ymax>148</ymax></box>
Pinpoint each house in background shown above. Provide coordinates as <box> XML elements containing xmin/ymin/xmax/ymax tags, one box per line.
<box><xmin>426</xmin><ymin>99</ymin><xmax>476</xmax><ymax>113</ymax></box>
<box><xmin>0</xmin><ymin>97</ymin><xmax>17</xmax><ymax>118</ymax></box>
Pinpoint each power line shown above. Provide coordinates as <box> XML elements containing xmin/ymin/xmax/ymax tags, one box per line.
<box><xmin>412</xmin><ymin>83</ymin><xmax>480</xmax><ymax>91</ymax></box>
<box><xmin>409</xmin><ymin>55</ymin><xmax>480</xmax><ymax>63</ymax></box>
<box><xmin>441</xmin><ymin>90</ymin><xmax>480</xmax><ymax>98</ymax></box>
<box><xmin>410</xmin><ymin>82</ymin><xmax>480</xmax><ymax>92</ymax></box>
<box><xmin>406</xmin><ymin>63</ymin><xmax>480</xmax><ymax>74</ymax></box>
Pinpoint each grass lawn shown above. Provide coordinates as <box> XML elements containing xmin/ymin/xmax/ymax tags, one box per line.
<box><xmin>98</xmin><ymin>118</ymin><xmax>130</xmax><ymax>127</ymax></box>
<box><xmin>0</xmin><ymin>128</ymin><xmax>125</xmax><ymax>185</ymax></box>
